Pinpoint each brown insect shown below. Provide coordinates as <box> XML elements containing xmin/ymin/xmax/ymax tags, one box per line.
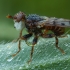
<box><xmin>7</xmin><ymin>11</ymin><xmax>70</xmax><ymax>63</ymax></box>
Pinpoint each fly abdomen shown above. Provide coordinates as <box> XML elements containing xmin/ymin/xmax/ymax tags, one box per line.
<box><xmin>52</xmin><ymin>26</ymin><xmax>65</xmax><ymax>36</ymax></box>
<box><xmin>46</xmin><ymin>26</ymin><xmax>65</xmax><ymax>36</ymax></box>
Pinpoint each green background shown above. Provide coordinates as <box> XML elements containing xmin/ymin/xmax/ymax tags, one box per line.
<box><xmin>0</xmin><ymin>0</ymin><xmax>70</xmax><ymax>42</ymax></box>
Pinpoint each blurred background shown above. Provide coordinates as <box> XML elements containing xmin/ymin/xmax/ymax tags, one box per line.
<box><xmin>0</xmin><ymin>0</ymin><xmax>70</xmax><ymax>42</ymax></box>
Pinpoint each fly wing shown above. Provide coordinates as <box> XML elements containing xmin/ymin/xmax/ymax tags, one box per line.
<box><xmin>49</xmin><ymin>17</ymin><xmax>70</xmax><ymax>27</ymax></box>
<box><xmin>36</xmin><ymin>17</ymin><xmax>70</xmax><ymax>28</ymax></box>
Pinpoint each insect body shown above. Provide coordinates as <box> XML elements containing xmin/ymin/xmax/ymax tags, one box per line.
<box><xmin>7</xmin><ymin>11</ymin><xmax>70</xmax><ymax>63</ymax></box>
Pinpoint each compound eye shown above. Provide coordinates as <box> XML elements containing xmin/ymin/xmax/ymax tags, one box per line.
<box><xmin>13</xmin><ymin>16</ymin><xmax>17</xmax><ymax>20</ymax></box>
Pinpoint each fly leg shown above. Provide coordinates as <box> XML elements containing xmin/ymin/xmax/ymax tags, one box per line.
<box><xmin>12</xmin><ymin>33</ymin><xmax>32</xmax><ymax>56</ymax></box>
<box><xmin>41</xmin><ymin>33</ymin><xmax>65</xmax><ymax>54</ymax></box>
<box><xmin>42</xmin><ymin>29</ymin><xmax>55</xmax><ymax>38</ymax></box>
<box><xmin>28</xmin><ymin>36</ymin><xmax>38</xmax><ymax>63</ymax></box>
<box><xmin>12</xmin><ymin>29</ymin><xmax>23</xmax><ymax>56</ymax></box>
<box><xmin>55</xmin><ymin>35</ymin><xmax>65</xmax><ymax>54</ymax></box>
<box><xmin>58</xmin><ymin>35</ymin><xmax>68</xmax><ymax>38</ymax></box>
<box><xmin>41</xmin><ymin>33</ymin><xmax>55</xmax><ymax>38</ymax></box>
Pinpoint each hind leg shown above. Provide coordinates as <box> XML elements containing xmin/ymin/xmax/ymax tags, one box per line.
<box><xmin>41</xmin><ymin>33</ymin><xmax>65</xmax><ymax>54</ymax></box>
<box><xmin>55</xmin><ymin>35</ymin><xmax>65</xmax><ymax>54</ymax></box>
<box><xmin>58</xmin><ymin>35</ymin><xmax>68</xmax><ymax>38</ymax></box>
<box><xmin>41</xmin><ymin>33</ymin><xmax>55</xmax><ymax>38</ymax></box>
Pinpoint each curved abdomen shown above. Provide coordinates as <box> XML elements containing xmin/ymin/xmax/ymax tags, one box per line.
<box><xmin>45</xmin><ymin>26</ymin><xmax>65</xmax><ymax>36</ymax></box>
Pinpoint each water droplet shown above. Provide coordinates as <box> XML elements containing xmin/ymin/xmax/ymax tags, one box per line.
<box><xmin>22</xmin><ymin>48</ymin><xmax>24</xmax><ymax>51</ymax></box>
<box><xmin>7</xmin><ymin>51</ymin><xmax>12</xmax><ymax>54</ymax></box>
<box><xmin>19</xmin><ymin>66</ymin><xmax>23</xmax><ymax>69</ymax></box>
<box><xmin>63</xmin><ymin>66</ymin><xmax>67</xmax><ymax>70</ymax></box>
<box><xmin>64</xmin><ymin>43</ymin><xmax>68</xmax><ymax>47</ymax></box>
<box><xmin>7</xmin><ymin>57</ymin><xmax>14</xmax><ymax>62</ymax></box>
<box><xmin>26</xmin><ymin>65</ymin><xmax>29</xmax><ymax>68</ymax></box>
<box><xmin>0</xmin><ymin>50</ymin><xmax>2</xmax><ymax>52</ymax></box>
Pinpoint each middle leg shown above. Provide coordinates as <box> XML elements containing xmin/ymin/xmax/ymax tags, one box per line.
<box><xmin>28</xmin><ymin>35</ymin><xmax>38</xmax><ymax>63</ymax></box>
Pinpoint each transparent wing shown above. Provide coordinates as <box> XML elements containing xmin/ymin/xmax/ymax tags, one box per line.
<box><xmin>36</xmin><ymin>17</ymin><xmax>70</xmax><ymax>28</ymax></box>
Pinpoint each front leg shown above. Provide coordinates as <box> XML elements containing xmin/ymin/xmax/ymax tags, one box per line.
<box><xmin>12</xmin><ymin>30</ymin><xmax>23</xmax><ymax>56</ymax></box>
<box><xmin>12</xmin><ymin>29</ymin><xmax>23</xmax><ymax>43</ymax></box>
<box><xmin>12</xmin><ymin>33</ymin><xmax>32</xmax><ymax>56</ymax></box>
